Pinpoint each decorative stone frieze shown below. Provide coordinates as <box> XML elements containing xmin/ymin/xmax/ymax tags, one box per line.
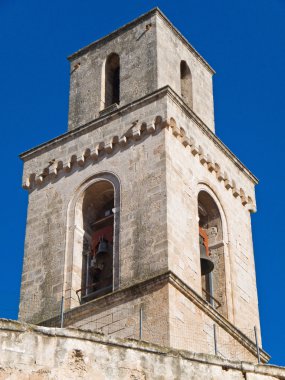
<box><xmin>22</xmin><ymin>115</ymin><xmax>256</xmax><ymax>211</ymax></box>
<box><xmin>166</xmin><ymin>119</ymin><xmax>256</xmax><ymax>211</ymax></box>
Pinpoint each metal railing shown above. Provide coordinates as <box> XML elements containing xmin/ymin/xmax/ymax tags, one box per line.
<box><xmin>75</xmin><ymin>284</ymin><xmax>112</xmax><ymax>304</ymax></box>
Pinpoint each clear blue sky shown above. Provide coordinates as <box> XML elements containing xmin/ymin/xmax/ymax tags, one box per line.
<box><xmin>0</xmin><ymin>0</ymin><xmax>284</xmax><ymax>366</ymax></box>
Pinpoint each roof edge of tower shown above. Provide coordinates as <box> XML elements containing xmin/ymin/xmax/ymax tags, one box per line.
<box><xmin>67</xmin><ymin>7</ymin><xmax>215</xmax><ymax>75</ymax></box>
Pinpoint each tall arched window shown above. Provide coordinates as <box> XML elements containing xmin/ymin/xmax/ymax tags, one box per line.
<box><xmin>80</xmin><ymin>180</ymin><xmax>115</xmax><ymax>302</ymax></box>
<box><xmin>180</xmin><ymin>60</ymin><xmax>193</xmax><ymax>109</ymax></box>
<box><xmin>65</xmin><ymin>174</ymin><xmax>120</xmax><ymax>309</ymax></box>
<box><xmin>105</xmin><ymin>53</ymin><xmax>120</xmax><ymax>108</ymax></box>
<box><xmin>198</xmin><ymin>191</ymin><xmax>227</xmax><ymax>317</ymax></box>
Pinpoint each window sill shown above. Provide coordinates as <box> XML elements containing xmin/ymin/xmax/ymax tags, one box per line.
<box><xmin>99</xmin><ymin>103</ymin><xmax>119</xmax><ymax>117</ymax></box>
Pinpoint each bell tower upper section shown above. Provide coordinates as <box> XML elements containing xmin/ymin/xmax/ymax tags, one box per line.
<box><xmin>67</xmin><ymin>8</ymin><xmax>215</xmax><ymax>132</ymax></box>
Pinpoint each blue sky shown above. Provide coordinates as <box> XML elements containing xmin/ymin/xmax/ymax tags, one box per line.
<box><xmin>0</xmin><ymin>0</ymin><xmax>284</xmax><ymax>366</ymax></box>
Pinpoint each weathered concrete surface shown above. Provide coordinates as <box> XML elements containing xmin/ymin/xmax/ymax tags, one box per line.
<box><xmin>0</xmin><ymin>319</ymin><xmax>283</xmax><ymax>380</ymax></box>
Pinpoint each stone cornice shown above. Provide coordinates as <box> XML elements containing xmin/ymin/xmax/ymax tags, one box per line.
<box><xmin>23</xmin><ymin>121</ymin><xmax>254</xmax><ymax>211</ymax></box>
<box><xmin>167</xmin><ymin>272</ymin><xmax>270</xmax><ymax>363</ymax></box>
<box><xmin>20</xmin><ymin>86</ymin><xmax>167</xmax><ymax>161</ymax></box>
<box><xmin>40</xmin><ymin>271</ymin><xmax>171</xmax><ymax>328</ymax></box>
<box><xmin>39</xmin><ymin>270</ymin><xmax>270</xmax><ymax>363</ymax></box>
<box><xmin>166</xmin><ymin>115</ymin><xmax>256</xmax><ymax>211</ymax></box>
<box><xmin>67</xmin><ymin>8</ymin><xmax>215</xmax><ymax>75</ymax></box>
<box><xmin>21</xmin><ymin>98</ymin><xmax>256</xmax><ymax>210</ymax></box>
<box><xmin>166</xmin><ymin>87</ymin><xmax>258</xmax><ymax>185</ymax></box>
<box><xmin>20</xmin><ymin>86</ymin><xmax>257</xmax><ymax>185</ymax></box>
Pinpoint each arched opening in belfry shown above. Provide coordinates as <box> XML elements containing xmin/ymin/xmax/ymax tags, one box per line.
<box><xmin>80</xmin><ymin>180</ymin><xmax>115</xmax><ymax>302</ymax></box>
<box><xmin>198</xmin><ymin>191</ymin><xmax>227</xmax><ymax>317</ymax></box>
<box><xmin>180</xmin><ymin>60</ymin><xmax>193</xmax><ymax>109</ymax></box>
<box><xmin>105</xmin><ymin>53</ymin><xmax>120</xmax><ymax>108</ymax></box>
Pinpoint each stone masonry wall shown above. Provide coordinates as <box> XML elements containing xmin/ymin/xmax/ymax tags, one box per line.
<box><xmin>156</xmin><ymin>14</ymin><xmax>215</xmax><ymax>131</ymax></box>
<box><xmin>66</xmin><ymin>281</ymin><xmax>170</xmax><ymax>348</ymax></box>
<box><xmin>20</xmin><ymin>97</ymin><xmax>168</xmax><ymax>323</ymax></box>
<box><xmin>48</xmin><ymin>278</ymin><xmax>264</xmax><ymax>364</ymax></box>
<box><xmin>169</xmin><ymin>283</ymin><xmax>257</xmax><ymax>363</ymax></box>
<box><xmin>68</xmin><ymin>9</ymin><xmax>215</xmax><ymax>133</ymax></box>
<box><xmin>0</xmin><ymin>319</ymin><xmax>284</xmax><ymax>380</ymax></box>
<box><xmin>20</xmin><ymin>88</ymin><xmax>260</xmax><ymax>343</ymax></box>
<box><xmin>165</xmin><ymin>97</ymin><xmax>261</xmax><ymax>341</ymax></box>
<box><xmin>68</xmin><ymin>11</ymin><xmax>158</xmax><ymax>130</ymax></box>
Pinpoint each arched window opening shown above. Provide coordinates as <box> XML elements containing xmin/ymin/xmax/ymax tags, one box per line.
<box><xmin>180</xmin><ymin>60</ymin><xmax>193</xmax><ymax>109</ymax></box>
<box><xmin>198</xmin><ymin>191</ymin><xmax>227</xmax><ymax>317</ymax></box>
<box><xmin>105</xmin><ymin>53</ymin><xmax>120</xmax><ymax>108</ymax></box>
<box><xmin>80</xmin><ymin>180</ymin><xmax>114</xmax><ymax>302</ymax></box>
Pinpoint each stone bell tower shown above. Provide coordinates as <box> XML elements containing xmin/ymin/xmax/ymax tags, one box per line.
<box><xmin>19</xmin><ymin>8</ymin><xmax>269</xmax><ymax>363</ymax></box>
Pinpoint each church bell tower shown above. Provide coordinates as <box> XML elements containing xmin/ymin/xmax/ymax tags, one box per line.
<box><xmin>19</xmin><ymin>8</ymin><xmax>269</xmax><ymax>363</ymax></box>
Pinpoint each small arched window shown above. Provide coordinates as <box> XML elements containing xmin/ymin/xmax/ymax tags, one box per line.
<box><xmin>198</xmin><ymin>191</ymin><xmax>227</xmax><ymax>317</ymax></box>
<box><xmin>180</xmin><ymin>60</ymin><xmax>193</xmax><ymax>109</ymax></box>
<box><xmin>80</xmin><ymin>180</ymin><xmax>115</xmax><ymax>302</ymax></box>
<box><xmin>105</xmin><ymin>53</ymin><xmax>120</xmax><ymax>108</ymax></box>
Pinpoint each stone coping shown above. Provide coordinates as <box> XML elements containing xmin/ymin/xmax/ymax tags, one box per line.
<box><xmin>67</xmin><ymin>8</ymin><xmax>215</xmax><ymax>75</ymax></box>
<box><xmin>38</xmin><ymin>270</ymin><xmax>270</xmax><ymax>363</ymax></box>
<box><xmin>0</xmin><ymin>318</ymin><xmax>281</xmax><ymax>376</ymax></box>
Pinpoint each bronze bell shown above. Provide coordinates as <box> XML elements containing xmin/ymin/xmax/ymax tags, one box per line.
<box><xmin>96</xmin><ymin>238</ymin><xmax>108</xmax><ymax>256</ymax></box>
<box><xmin>200</xmin><ymin>235</ymin><xmax>214</xmax><ymax>275</ymax></box>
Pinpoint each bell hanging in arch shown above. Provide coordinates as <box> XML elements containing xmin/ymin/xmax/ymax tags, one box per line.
<box><xmin>96</xmin><ymin>237</ymin><xmax>108</xmax><ymax>256</ymax></box>
<box><xmin>199</xmin><ymin>235</ymin><xmax>214</xmax><ymax>276</ymax></box>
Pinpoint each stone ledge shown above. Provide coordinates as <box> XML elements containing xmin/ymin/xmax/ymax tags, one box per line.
<box><xmin>37</xmin><ymin>270</ymin><xmax>270</xmax><ymax>363</ymax></box>
<box><xmin>166</xmin><ymin>87</ymin><xmax>258</xmax><ymax>185</ymax></box>
<box><xmin>168</xmin><ymin>272</ymin><xmax>270</xmax><ymax>363</ymax></box>
<box><xmin>99</xmin><ymin>103</ymin><xmax>119</xmax><ymax>117</ymax></box>
<box><xmin>19</xmin><ymin>86</ymin><xmax>257</xmax><ymax>187</ymax></box>
<box><xmin>39</xmin><ymin>270</ymin><xmax>169</xmax><ymax>327</ymax></box>
<box><xmin>20</xmin><ymin>88</ymin><xmax>256</xmax><ymax>210</ymax></box>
